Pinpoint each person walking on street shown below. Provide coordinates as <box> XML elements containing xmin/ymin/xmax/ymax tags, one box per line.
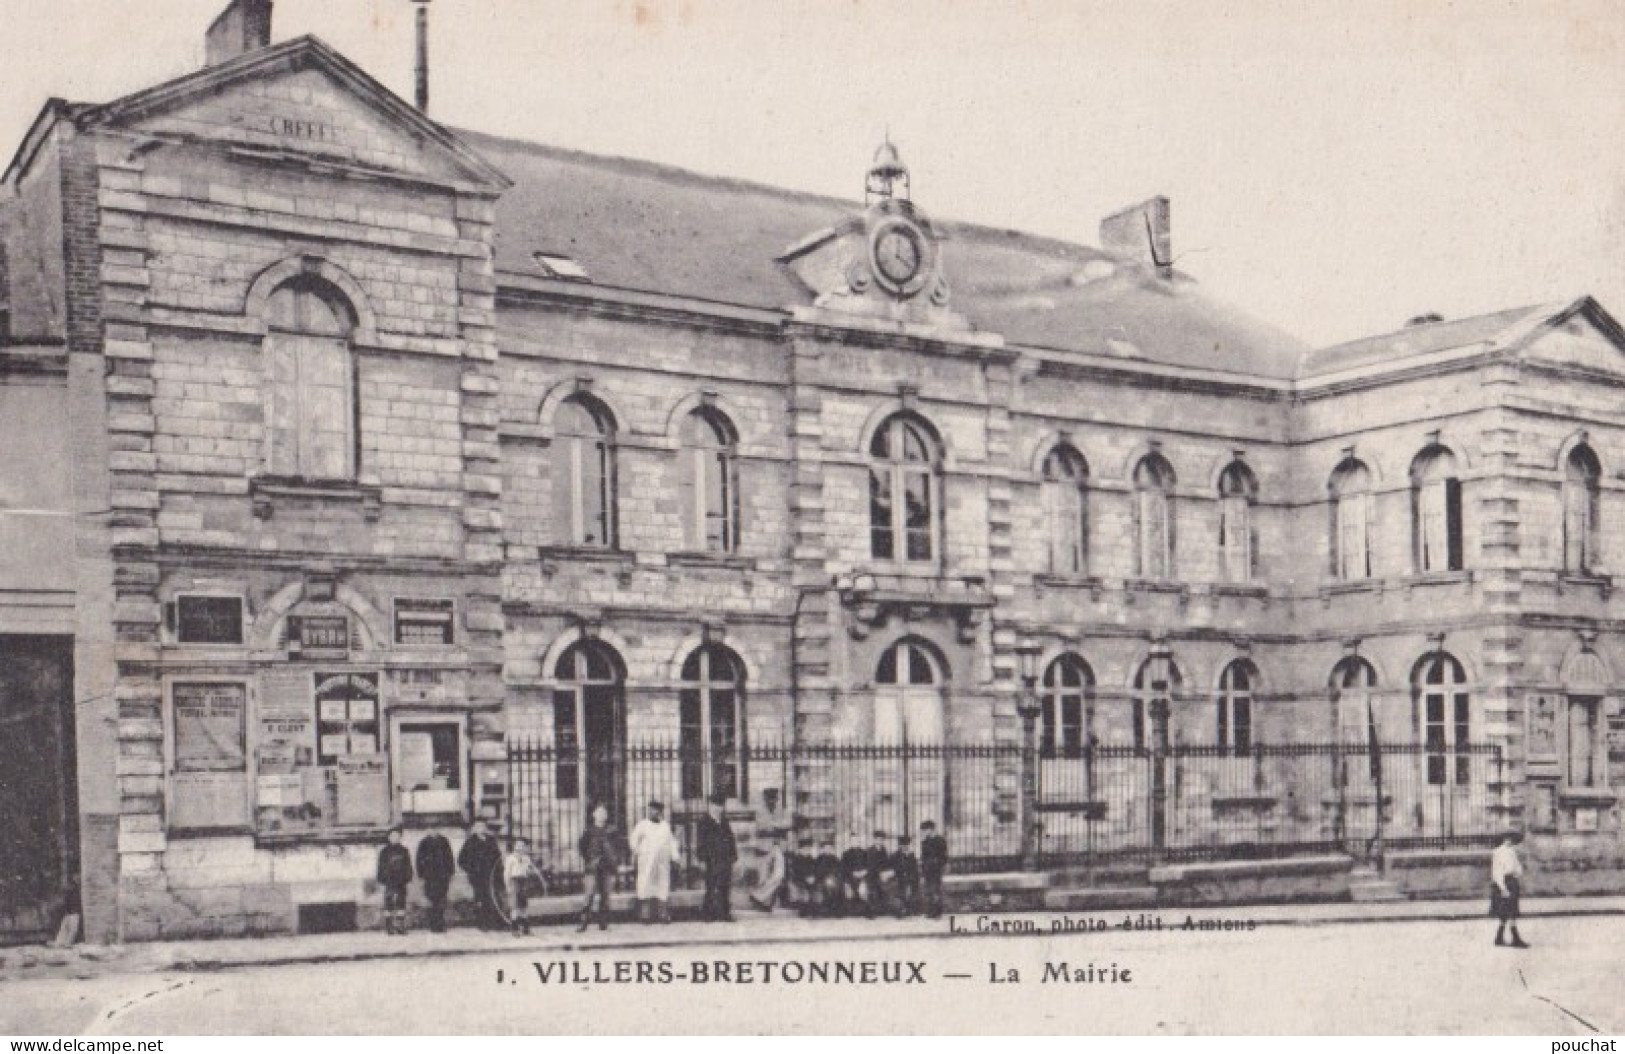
<box><xmin>376</xmin><ymin>826</ymin><xmax>414</xmax><ymax>935</ymax></box>
<box><xmin>920</xmin><ymin>819</ymin><xmax>948</xmax><ymax>919</ymax></box>
<box><xmin>696</xmin><ymin>792</ymin><xmax>738</xmax><ymax>921</ymax></box>
<box><xmin>457</xmin><ymin>819</ymin><xmax>503</xmax><ymax>931</ymax></box>
<box><xmin>578</xmin><ymin>802</ymin><xmax>620</xmax><ymax>932</ymax></box>
<box><xmin>1492</xmin><ymin>831</ymin><xmax>1530</xmax><ymax>948</ymax></box>
<box><xmin>415</xmin><ymin>829</ymin><xmax>455</xmax><ymax>934</ymax></box>
<box><xmin>629</xmin><ymin>799</ymin><xmax>679</xmax><ymax>923</ymax></box>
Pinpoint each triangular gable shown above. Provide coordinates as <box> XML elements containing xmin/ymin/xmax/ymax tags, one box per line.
<box><xmin>75</xmin><ymin>36</ymin><xmax>508</xmax><ymax>190</ymax></box>
<box><xmin>1513</xmin><ymin>297</ymin><xmax>1625</xmax><ymax>375</ymax></box>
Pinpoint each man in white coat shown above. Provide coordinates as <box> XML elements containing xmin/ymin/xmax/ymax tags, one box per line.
<box><xmin>630</xmin><ymin>799</ymin><xmax>680</xmax><ymax>923</ymax></box>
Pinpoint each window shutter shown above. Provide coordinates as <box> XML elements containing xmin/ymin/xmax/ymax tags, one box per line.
<box><xmin>299</xmin><ymin>337</ymin><xmax>353</xmax><ymax>479</ymax></box>
<box><xmin>264</xmin><ymin>336</ymin><xmax>300</xmax><ymax>476</ymax></box>
<box><xmin>550</xmin><ymin>437</ymin><xmax>578</xmax><ymax>545</ymax></box>
<box><xmin>678</xmin><ymin>446</ymin><xmax>699</xmax><ymax>549</ymax></box>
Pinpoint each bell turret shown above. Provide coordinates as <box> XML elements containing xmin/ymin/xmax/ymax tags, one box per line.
<box><xmin>865</xmin><ymin>137</ymin><xmax>910</xmax><ymax>204</ymax></box>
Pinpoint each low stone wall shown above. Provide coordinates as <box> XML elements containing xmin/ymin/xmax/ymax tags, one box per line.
<box><xmin>1149</xmin><ymin>855</ymin><xmax>1353</xmax><ymax>906</ymax></box>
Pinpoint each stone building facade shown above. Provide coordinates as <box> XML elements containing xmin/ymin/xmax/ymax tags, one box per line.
<box><xmin>1</xmin><ymin>10</ymin><xmax>1621</xmax><ymax>942</ymax></box>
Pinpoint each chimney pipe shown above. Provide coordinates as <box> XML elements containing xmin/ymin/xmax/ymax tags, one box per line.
<box><xmin>1099</xmin><ymin>196</ymin><xmax>1173</xmax><ymax>280</ymax></box>
<box><xmin>205</xmin><ymin>0</ymin><xmax>273</xmax><ymax>67</ymax></box>
<box><xmin>414</xmin><ymin>1</ymin><xmax>431</xmax><ymax>113</ymax></box>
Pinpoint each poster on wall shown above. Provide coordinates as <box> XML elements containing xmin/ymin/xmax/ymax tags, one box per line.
<box><xmin>337</xmin><ymin>753</ymin><xmax>391</xmax><ymax>826</ymax></box>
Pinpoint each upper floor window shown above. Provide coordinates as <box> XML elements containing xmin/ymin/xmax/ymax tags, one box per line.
<box><xmin>552</xmin><ymin>395</ymin><xmax>617</xmax><ymax>548</ymax></box>
<box><xmin>1216</xmin><ymin>461</ymin><xmax>1257</xmax><ymax>583</ymax></box>
<box><xmin>680</xmin><ymin>408</ymin><xmax>740</xmax><ymax>553</ymax></box>
<box><xmin>1040</xmin><ymin>653</ymin><xmax>1093</xmax><ymax>756</ymax></box>
<box><xmin>1410</xmin><ymin>446</ymin><xmax>1463</xmax><ymax>573</ymax></box>
<box><xmin>263</xmin><ymin>278</ymin><xmax>356</xmax><ymax>480</ymax></box>
<box><xmin>1041</xmin><ymin>445</ymin><xmax>1089</xmax><ymax>575</ymax></box>
<box><xmin>1133</xmin><ymin>453</ymin><xmax>1176</xmax><ymax>579</ymax></box>
<box><xmin>1415</xmin><ymin>652</ymin><xmax>1470</xmax><ymax>786</ymax></box>
<box><xmin>1330</xmin><ymin>459</ymin><xmax>1374</xmax><ymax>580</ymax></box>
<box><xmin>1216</xmin><ymin>660</ymin><xmax>1257</xmax><ymax>755</ymax></box>
<box><xmin>869</xmin><ymin>414</ymin><xmax>941</xmax><ymax>564</ymax></box>
<box><xmin>1563</xmin><ymin>444</ymin><xmax>1602</xmax><ymax>574</ymax></box>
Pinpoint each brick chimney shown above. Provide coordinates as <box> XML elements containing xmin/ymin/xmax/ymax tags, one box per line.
<box><xmin>1099</xmin><ymin>196</ymin><xmax>1172</xmax><ymax>279</ymax></box>
<box><xmin>205</xmin><ymin>0</ymin><xmax>274</xmax><ymax>66</ymax></box>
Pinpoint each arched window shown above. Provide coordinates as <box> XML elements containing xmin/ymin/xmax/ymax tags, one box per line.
<box><xmin>869</xmin><ymin>415</ymin><xmax>941</xmax><ymax>563</ymax></box>
<box><xmin>1330</xmin><ymin>459</ymin><xmax>1374</xmax><ymax>580</ymax></box>
<box><xmin>1131</xmin><ymin>653</ymin><xmax>1180</xmax><ymax>752</ymax></box>
<box><xmin>552</xmin><ymin>640</ymin><xmax>626</xmax><ymax>815</ymax></box>
<box><xmin>1410</xmin><ymin>446</ymin><xmax>1463</xmax><ymax>572</ymax></box>
<box><xmin>553</xmin><ymin>395</ymin><xmax>617</xmax><ymax>548</ymax></box>
<box><xmin>680</xmin><ymin>645</ymin><xmax>747</xmax><ymax>802</ymax></box>
<box><xmin>1563</xmin><ymin>444</ymin><xmax>1602</xmax><ymax>574</ymax></box>
<box><xmin>871</xmin><ymin>637</ymin><xmax>947</xmax><ymax>835</ymax></box>
<box><xmin>1216</xmin><ymin>660</ymin><xmax>1256</xmax><ymax>754</ymax></box>
<box><xmin>1133</xmin><ymin>453</ymin><xmax>1176</xmax><ymax>579</ymax></box>
<box><xmin>680</xmin><ymin>408</ymin><xmax>740</xmax><ymax>553</ymax></box>
<box><xmin>1414</xmin><ymin>652</ymin><xmax>1469</xmax><ymax>786</ymax></box>
<box><xmin>1040</xmin><ymin>654</ymin><xmax>1094</xmax><ymax>756</ymax></box>
<box><xmin>263</xmin><ymin>277</ymin><xmax>357</xmax><ymax>479</ymax></box>
<box><xmin>1041</xmin><ymin>445</ymin><xmax>1089</xmax><ymax>575</ymax></box>
<box><xmin>1330</xmin><ymin>656</ymin><xmax>1379</xmax><ymax>744</ymax></box>
<box><xmin>874</xmin><ymin>637</ymin><xmax>944</xmax><ymax>742</ymax></box>
<box><xmin>1217</xmin><ymin>462</ymin><xmax>1258</xmax><ymax>583</ymax></box>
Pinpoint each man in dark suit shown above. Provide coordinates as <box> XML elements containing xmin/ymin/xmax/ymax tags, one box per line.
<box><xmin>695</xmin><ymin>792</ymin><xmax>738</xmax><ymax>921</ymax></box>
<box><xmin>457</xmin><ymin>819</ymin><xmax>503</xmax><ymax>930</ymax></box>
<box><xmin>920</xmin><ymin>819</ymin><xmax>948</xmax><ymax>919</ymax></box>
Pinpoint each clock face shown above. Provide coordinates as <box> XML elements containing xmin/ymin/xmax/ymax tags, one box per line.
<box><xmin>873</xmin><ymin>224</ymin><xmax>924</xmax><ymax>287</ymax></box>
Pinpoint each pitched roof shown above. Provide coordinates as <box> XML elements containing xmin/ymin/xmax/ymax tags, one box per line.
<box><xmin>459</xmin><ymin>128</ymin><xmax>1312</xmax><ymax>381</ymax></box>
<box><xmin>1298</xmin><ymin>304</ymin><xmax>1553</xmax><ymax>378</ymax></box>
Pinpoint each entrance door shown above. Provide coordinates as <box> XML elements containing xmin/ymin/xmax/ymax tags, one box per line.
<box><xmin>0</xmin><ymin>637</ymin><xmax>76</xmax><ymax>944</ymax></box>
<box><xmin>871</xmin><ymin>640</ymin><xmax>947</xmax><ymax>843</ymax></box>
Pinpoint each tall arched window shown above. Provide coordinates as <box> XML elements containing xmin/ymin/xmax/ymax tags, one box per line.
<box><xmin>553</xmin><ymin>395</ymin><xmax>617</xmax><ymax>548</ymax></box>
<box><xmin>1133</xmin><ymin>453</ymin><xmax>1176</xmax><ymax>579</ymax></box>
<box><xmin>680</xmin><ymin>644</ymin><xmax>747</xmax><ymax>802</ymax></box>
<box><xmin>1330</xmin><ymin>656</ymin><xmax>1379</xmax><ymax>744</ymax></box>
<box><xmin>1415</xmin><ymin>652</ymin><xmax>1470</xmax><ymax>786</ymax></box>
<box><xmin>1411</xmin><ymin>446</ymin><xmax>1463</xmax><ymax>572</ymax></box>
<box><xmin>869</xmin><ymin>415</ymin><xmax>941</xmax><ymax>563</ymax></box>
<box><xmin>1041</xmin><ymin>445</ymin><xmax>1089</xmax><ymax>575</ymax></box>
<box><xmin>1216</xmin><ymin>660</ymin><xmax>1256</xmax><ymax>754</ymax></box>
<box><xmin>1040</xmin><ymin>654</ymin><xmax>1094</xmax><ymax>756</ymax></box>
<box><xmin>1217</xmin><ymin>462</ymin><xmax>1258</xmax><ymax>583</ymax></box>
<box><xmin>871</xmin><ymin>637</ymin><xmax>947</xmax><ymax>835</ymax></box>
<box><xmin>264</xmin><ymin>277</ymin><xmax>357</xmax><ymax>479</ymax></box>
<box><xmin>1330</xmin><ymin>459</ymin><xmax>1374</xmax><ymax>580</ymax></box>
<box><xmin>552</xmin><ymin>640</ymin><xmax>626</xmax><ymax>815</ymax></box>
<box><xmin>680</xmin><ymin>408</ymin><xmax>740</xmax><ymax>553</ymax></box>
<box><xmin>1563</xmin><ymin>444</ymin><xmax>1602</xmax><ymax>574</ymax></box>
<box><xmin>1131</xmin><ymin>653</ymin><xmax>1180</xmax><ymax>752</ymax></box>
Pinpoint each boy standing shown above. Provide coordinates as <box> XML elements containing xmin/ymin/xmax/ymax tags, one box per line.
<box><xmin>920</xmin><ymin>819</ymin><xmax>948</xmax><ymax>919</ymax></box>
<box><xmin>502</xmin><ymin>837</ymin><xmax>545</xmax><ymax>936</ymax></box>
<box><xmin>376</xmin><ymin>827</ymin><xmax>414</xmax><ymax>935</ymax></box>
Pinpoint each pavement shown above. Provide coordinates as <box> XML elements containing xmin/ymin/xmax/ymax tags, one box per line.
<box><xmin>5</xmin><ymin>904</ymin><xmax>1623</xmax><ymax>1034</ymax></box>
<box><xmin>3</xmin><ymin>892</ymin><xmax>1624</xmax><ymax>983</ymax></box>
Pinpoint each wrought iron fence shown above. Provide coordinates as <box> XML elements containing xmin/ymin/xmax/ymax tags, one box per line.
<box><xmin>1036</xmin><ymin>741</ymin><xmax>1507</xmax><ymax>866</ymax></box>
<box><xmin>505</xmin><ymin>739</ymin><xmax>1505</xmax><ymax>888</ymax></box>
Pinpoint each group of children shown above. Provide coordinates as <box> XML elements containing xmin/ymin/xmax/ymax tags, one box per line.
<box><xmin>374</xmin><ymin>813</ymin><xmax>952</xmax><ymax>935</ymax></box>
<box><xmin>750</xmin><ymin>819</ymin><xmax>950</xmax><ymax>920</ymax></box>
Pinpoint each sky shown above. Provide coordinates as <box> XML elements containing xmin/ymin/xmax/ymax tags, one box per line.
<box><xmin>2</xmin><ymin>0</ymin><xmax>1622</xmax><ymax>347</ymax></box>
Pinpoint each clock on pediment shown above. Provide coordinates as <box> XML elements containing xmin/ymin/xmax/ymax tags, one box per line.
<box><xmin>779</xmin><ymin>138</ymin><xmax>962</xmax><ymax>326</ymax></box>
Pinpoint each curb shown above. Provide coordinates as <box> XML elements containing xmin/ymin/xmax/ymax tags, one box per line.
<box><xmin>148</xmin><ymin>898</ymin><xmax>1625</xmax><ymax>975</ymax></box>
